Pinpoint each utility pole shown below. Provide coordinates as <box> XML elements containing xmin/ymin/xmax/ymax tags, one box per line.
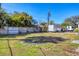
<box><xmin>47</xmin><ymin>10</ymin><xmax>51</xmax><ymax>32</ymax></box>
<box><xmin>0</xmin><ymin>3</ymin><xmax>2</xmax><ymax>27</ymax></box>
<box><xmin>0</xmin><ymin>3</ymin><xmax>1</xmax><ymax>8</ymax></box>
<box><xmin>0</xmin><ymin>3</ymin><xmax>2</xmax><ymax>12</ymax></box>
<box><xmin>0</xmin><ymin>3</ymin><xmax>1</xmax><ymax>13</ymax></box>
<box><xmin>47</xmin><ymin>10</ymin><xmax>51</xmax><ymax>26</ymax></box>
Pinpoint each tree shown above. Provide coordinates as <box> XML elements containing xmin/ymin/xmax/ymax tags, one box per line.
<box><xmin>0</xmin><ymin>5</ymin><xmax>37</xmax><ymax>27</ymax></box>
<box><xmin>40</xmin><ymin>22</ymin><xmax>47</xmax><ymax>25</ymax></box>
<box><xmin>40</xmin><ymin>20</ymin><xmax>54</xmax><ymax>32</ymax></box>
<box><xmin>40</xmin><ymin>20</ymin><xmax>54</xmax><ymax>25</ymax></box>
<box><xmin>61</xmin><ymin>16</ymin><xmax>79</xmax><ymax>29</ymax></box>
<box><xmin>11</xmin><ymin>12</ymin><xmax>35</xmax><ymax>27</ymax></box>
<box><xmin>49</xmin><ymin>20</ymin><xmax>54</xmax><ymax>25</ymax></box>
<box><xmin>0</xmin><ymin>7</ymin><xmax>11</xmax><ymax>28</ymax></box>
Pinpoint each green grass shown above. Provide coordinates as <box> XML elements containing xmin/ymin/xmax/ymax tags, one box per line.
<box><xmin>0</xmin><ymin>32</ymin><xmax>79</xmax><ymax>56</ymax></box>
<box><xmin>0</xmin><ymin>49</ymin><xmax>10</xmax><ymax>56</ymax></box>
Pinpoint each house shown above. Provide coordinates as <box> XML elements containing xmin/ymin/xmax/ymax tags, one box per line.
<box><xmin>66</xmin><ymin>26</ymin><xmax>74</xmax><ymax>32</ymax></box>
<box><xmin>48</xmin><ymin>25</ymin><xmax>55</xmax><ymax>32</ymax></box>
<box><xmin>48</xmin><ymin>24</ymin><xmax>62</xmax><ymax>32</ymax></box>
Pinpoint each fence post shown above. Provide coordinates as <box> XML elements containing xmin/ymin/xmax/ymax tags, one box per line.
<box><xmin>7</xmin><ymin>39</ymin><xmax>13</xmax><ymax>56</ymax></box>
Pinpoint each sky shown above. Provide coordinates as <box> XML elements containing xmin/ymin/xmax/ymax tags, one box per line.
<box><xmin>2</xmin><ymin>3</ymin><xmax>79</xmax><ymax>24</ymax></box>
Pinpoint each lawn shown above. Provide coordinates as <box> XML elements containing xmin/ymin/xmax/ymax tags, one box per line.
<box><xmin>0</xmin><ymin>32</ymin><xmax>79</xmax><ymax>56</ymax></box>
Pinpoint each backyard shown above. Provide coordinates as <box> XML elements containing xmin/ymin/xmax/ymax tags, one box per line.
<box><xmin>0</xmin><ymin>32</ymin><xmax>79</xmax><ymax>56</ymax></box>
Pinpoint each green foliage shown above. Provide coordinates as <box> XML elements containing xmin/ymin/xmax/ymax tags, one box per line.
<box><xmin>74</xmin><ymin>28</ymin><xmax>79</xmax><ymax>32</ymax></box>
<box><xmin>11</xmin><ymin>12</ymin><xmax>34</xmax><ymax>27</ymax></box>
<box><xmin>40</xmin><ymin>22</ymin><xmax>47</xmax><ymax>25</ymax></box>
<box><xmin>0</xmin><ymin>8</ymin><xmax>11</xmax><ymax>28</ymax></box>
<box><xmin>40</xmin><ymin>20</ymin><xmax>54</xmax><ymax>32</ymax></box>
<box><xmin>41</xmin><ymin>25</ymin><xmax>48</xmax><ymax>32</ymax></box>
<box><xmin>49</xmin><ymin>20</ymin><xmax>54</xmax><ymax>25</ymax></box>
<box><xmin>0</xmin><ymin>7</ymin><xmax>36</xmax><ymax>27</ymax></box>
<box><xmin>61</xmin><ymin>23</ymin><xmax>67</xmax><ymax>29</ymax></box>
<box><xmin>61</xmin><ymin>16</ymin><xmax>79</xmax><ymax>29</ymax></box>
<box><xmin>41</xmin><ymin>20</ymin><xmax>54</xmax><ymax>25</ymax></box>
<box><xmin>40</xmin><ymin>22</ymin><xmax>48</xmax><ymax>32</ymax></box>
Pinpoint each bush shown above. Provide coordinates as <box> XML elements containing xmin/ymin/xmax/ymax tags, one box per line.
<box><xmin>41</xmin><ymin>25</ymin><xmax>48</xmax><ymax>32</ymax></box>
<box><xmin>74</xmin><ymin>28</ymin><xmax>79</xmax><ymax>32</ymax></box>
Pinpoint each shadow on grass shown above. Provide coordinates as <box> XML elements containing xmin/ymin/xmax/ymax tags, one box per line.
<box><xmin>22</xmin><ymin>36</ymin><xmax>68</xmax><ymax>44</ymax></box>
<box><xmin>0</xmin><ymin>32</ymin><xmax>40</xmax><ymax>38</ymax></box>
<box><xmin>0</xmin><ymin>33</ymin><xmax>30</xmax><ymax>38</ymax></box>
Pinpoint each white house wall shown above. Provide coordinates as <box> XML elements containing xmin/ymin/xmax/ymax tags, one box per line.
<box><xmin>48</xmin><ymin>25</ymin><xmax>62</xmax><ymax>32</ymax></box>
<box><xmin>66</xmin><ymin>26</ymin><xmax>73</xmax><ymax>31</ymax></box>
<box><xmin>48</xmin><ymin>25</ymin><xmax>56</xmax><ymax>32</ymax></box>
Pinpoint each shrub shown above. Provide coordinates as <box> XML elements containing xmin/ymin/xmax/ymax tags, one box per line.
<box><xmin>74</xmin><ymin>28</ymin><xmax>79</xmax><ymax>32</ymax></box>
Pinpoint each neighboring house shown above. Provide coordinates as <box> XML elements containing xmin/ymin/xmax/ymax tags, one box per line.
<box><xmin>48</xmin><ymin>25</ymin><xmax>55</xmax><ymax>32</ymax></box>
<box><xmin>48</xmin><ymin>24</ymin><xmax>62</xmax><ymax>32</ymax></box>
<box><xmin>48</xmin><ymin>24</ymin><xmax>74</xmax><ymax>32</ymax></box>
<box><xmin>66</xmin><ymin>26</ymin><xmax>74</xmax><ymax>32</ymax></box>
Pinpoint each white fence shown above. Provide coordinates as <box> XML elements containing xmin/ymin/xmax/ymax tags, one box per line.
<box><xmin>0</xmin><ymin>29</ymin><xmax>7</xmax><ymax>34</ymax></box>
<box><xmin>0</xmin><ymin>27</ymin><xmax>40</xmax><ymax>34</ymax></box>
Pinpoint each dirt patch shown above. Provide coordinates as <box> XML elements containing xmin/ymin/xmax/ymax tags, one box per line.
<box><xmin>21</xmin><ymin>36</ymin><xmax>68</xmax><ymax>44</ymax></box>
